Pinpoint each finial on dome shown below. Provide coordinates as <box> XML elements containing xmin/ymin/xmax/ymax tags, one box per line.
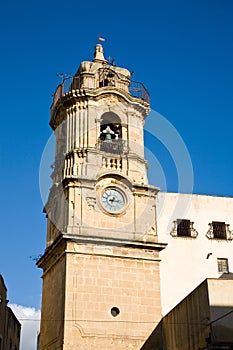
<box><xmin>93</xmin><ymin>38</ymin><xmax>107</xmax><ymax>63</ymax></box>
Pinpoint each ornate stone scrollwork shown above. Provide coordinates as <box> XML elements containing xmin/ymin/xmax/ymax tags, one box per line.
<box><xmin>146</xmin><ymin>225</ymin><xmax>157</xmax><ymax>236</ymax></box>
<box><xmin>139</xmin><ymin>225</ymin><xmax>158</xmax><ymax>243</ymax></box>
<box><xmin>206</xmin><ymin>222</ymin><xmax>233</xmax><ymax>240</ymax></box>
<box><xmin>86</xmin><ymin>196</ymin><xmax>96</xmax><ymax>210</ymax></box>
<box><xmin>206</xmin><ymin>223</ymin><xmax>214</xmax><ymax>239</ymax></box>
<box><xmin>170</xmin><ymin>219</ymin><xmax>198</xmax><ymax>238</ymax></box>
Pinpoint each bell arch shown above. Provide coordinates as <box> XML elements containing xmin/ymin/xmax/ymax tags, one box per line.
<box><xmin>99</xmin><ymin>112</ymin><xmax>122</xmax><ymax>140</ymax></box>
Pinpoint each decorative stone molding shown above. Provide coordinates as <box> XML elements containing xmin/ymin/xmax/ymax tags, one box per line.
<box><xmin>206</xmin><ymin>223</ymin><xmax>214</xmax><ymax>239</ymax></box>
<box><xmin>137</xmin><ymin>226</ymin><xmax>158</xmax><ymax>244</ymax></box>
<box><xmin>86</xmin><ymin>196</ymin><xmax>96</xmax><ymax>210</ymax></box>
<box><xmin>102</xmin><ymin>156</ymin><xmax>122</xmax><ymax>170</ymax></box>
<box><xmin>146</xmin><ymin>225</ymin><xmax>157</xmax><ymax>236</ymax></box>
<box><xmin>206</xmin><ymin>222</ymin><xmax>233</xmax><ymax>240</ymax></box>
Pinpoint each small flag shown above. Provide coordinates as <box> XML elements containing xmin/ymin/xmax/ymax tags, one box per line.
<box><xmin>98</xmin><ymin>36</ymin><xmax>105</xmax><ymax>42</ymax></box>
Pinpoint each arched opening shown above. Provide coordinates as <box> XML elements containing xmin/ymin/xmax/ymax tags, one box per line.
<box><xmin>100</xmin><ymin>112</ymin><xmax>122</xmax><ymax>140</ymax></box>
<box><xmin>99</xmin><ymin>112</ymin><xmax>126</xmax><ymax>154</ymax></box>
<box><xmin>99</xmin><ymin>68</ymin><xmax>116</xmax><ymax>88</ymax></box>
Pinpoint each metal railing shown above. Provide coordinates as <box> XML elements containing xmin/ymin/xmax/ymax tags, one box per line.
<box><xmin>129</xmin><ymin>80</ymin><xmax>150</xmax><ymax>103</ymax></box>
<box><xmin>51</xmin><ymin>71</ymin><xmax>149</xmax><ymax>113</ymax></box>
<box><xmin>98</xmin><ymin>139</ymin><xmax>128</xmax><ymax>155</ymax></box>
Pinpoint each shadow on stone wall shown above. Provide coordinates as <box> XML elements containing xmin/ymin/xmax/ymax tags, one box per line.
<box><xmin>219</xmin><ymin>272</ymin><xmax>233</xmax><ymax>279</ymax></box>
<box><xmin>140</xmin><ymin>320</ymin><xmax>163</xmax><ymax>350</ymax></box>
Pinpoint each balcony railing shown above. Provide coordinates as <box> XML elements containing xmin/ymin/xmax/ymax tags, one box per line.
<box><xmin>129</xmin><ymin>80</ymin><xmax>149</xmax><ymax>103</ymax></box>
<box><xmin>98</xmin><ymin>139</ymin><xmax>128</xmax><ymax>155</ymax></box>
<box><xmin>51</xmin><ymin>73</ymin><xmax>150</xmax><ymax>114</ymax></box>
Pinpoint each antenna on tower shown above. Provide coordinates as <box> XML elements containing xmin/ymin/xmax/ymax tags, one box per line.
<box><xmin>56</xmin><ymin>73</ymin><xmax>71</xmax><ymax>78</ymax></box>
<box><xmin>107</xmin><ymin>56</ymin><xmax>116</xmax><ymax>66</ymax></box>
<box><xmin>56</xmin><ymin>73</ymin><xmax>72</xmax><ymax>83</ymax></box>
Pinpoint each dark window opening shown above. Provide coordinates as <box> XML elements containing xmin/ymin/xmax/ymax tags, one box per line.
<box><xmin>99</xmin><ymin>79</ymin><xmax>110</xmax><ymax>87</ymax></box>
<box><xmin>212</xmin><ymin>221</ymin><xmax>227</xmax><ymax>239</ymax></box>
<box><xmin>98</xmin><ymin>68</ymin><xmax>116</xmax><ymax>88</ymax></box>
<box><xmin>177</xmin><ymin>219</ymin><xmax>191</xmax><ymax>237</ymax></box>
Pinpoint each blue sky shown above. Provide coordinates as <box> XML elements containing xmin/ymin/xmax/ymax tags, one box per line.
<box><xmin>0</xmin><ymin>0</ymin><xmax>233</xmax><ymax>333</ymax></box>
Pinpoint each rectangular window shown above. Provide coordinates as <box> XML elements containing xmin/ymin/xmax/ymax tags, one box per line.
<box><xmin>177</xmin><ymin>219</ymin><xmax>191</xmax><ymax>237</ymax></box>
<box><xmin>213</xmin><ymin>221</ymin><xmax>227</xmax><ymax>239</ymax></box>
<box><xmin>217</xmin><ymin>258</ymin><xmax>229</xmax><ymax>273</ymax></box>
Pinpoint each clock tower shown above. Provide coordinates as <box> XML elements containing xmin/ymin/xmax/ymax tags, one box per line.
<box><xmin>37</xmin><ymin>44</ymin><xmax>166</xmax><ymax>349</ymax></box>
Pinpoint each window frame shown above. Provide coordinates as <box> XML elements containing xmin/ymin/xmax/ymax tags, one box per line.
<box><xmin>217</xmin><ymin>258</ymin><xmax>229</xmax><ymax>274</ymax></box>
<box><xmin>206</xmin><ymin>221</ymin><xmax>233</xmax><ymax>240</ymax></box>
<box><xmin>171</xmin><ymin>219</ymin><xmax>198</xmax><ymax>238</ymax></box>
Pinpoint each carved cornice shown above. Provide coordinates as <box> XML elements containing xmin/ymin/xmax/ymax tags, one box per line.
<box><xmin>36</xmin><ymin>234</ymin><xmax>66</xmax><ymax>274</ymax></box>
<box><xmin>50</xmin><ymin>87</ymin><xmax>150</xmax><ymax>129</ymax></box>
<box><xmin>64</xmin><ymin>234</ymin><xmax>166</xmax><ymax>253</ymax></box>
<box><xmin>133</xmin><ymin>184</ymin><xmax>159</xmax><ymax>197</ymax></box>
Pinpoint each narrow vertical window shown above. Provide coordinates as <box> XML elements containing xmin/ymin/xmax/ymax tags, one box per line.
<box><xmin>217</xmin><ymin>258</ymin><xmax>229</xmax><ymax>273</ymax></box>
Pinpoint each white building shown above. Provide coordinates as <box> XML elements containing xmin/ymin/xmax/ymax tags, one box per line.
<box><xmin>157</xmin><ymin>191</ymin><xmax>233</xmax><ymax>315</ymax></box>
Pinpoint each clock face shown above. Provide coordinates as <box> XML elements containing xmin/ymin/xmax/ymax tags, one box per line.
<box><xmin>101</xmin><ymin>188</ymin><xmax>125</xmax><ymax>213</ymax></box>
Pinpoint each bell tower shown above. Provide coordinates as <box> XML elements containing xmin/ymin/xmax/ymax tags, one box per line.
<box><xmin>37</xmin><ymin>44</ymin><xmax>166</xmax><ymax>350</ymax></box>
